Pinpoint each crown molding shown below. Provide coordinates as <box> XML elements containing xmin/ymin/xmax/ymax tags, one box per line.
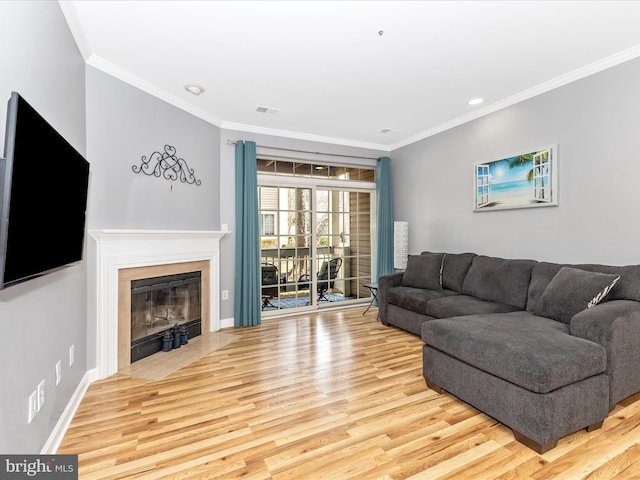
<box><xmin>86</xmin><ymin>56</ymin><xmax>224</xmax><ymax>127</ymax></box>
<box><xmin>221</xmin><ymin>121</ymin><xmax>391</xmax><ymax>152</ymax></box>
<box><xmin>391</xmin><ymin>44</ymin><xmax>640</xmax><ymax>151</ymax></box>
<box><xmin>59</xmin><ymin>1</ymin><xmax>92</xmax><ymax>61</ymax></box>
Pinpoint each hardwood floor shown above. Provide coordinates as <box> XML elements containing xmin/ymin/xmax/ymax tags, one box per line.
<box><xmin>58</xmin><ymin>308</ymin><xmax>640</xmax><ymax>479</ymax></box>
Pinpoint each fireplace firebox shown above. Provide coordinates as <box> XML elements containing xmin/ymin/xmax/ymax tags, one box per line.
<box><xmin>130</xmin><ymin>271</ymin><xmax>201</xmax><ymax>363</ymax></box>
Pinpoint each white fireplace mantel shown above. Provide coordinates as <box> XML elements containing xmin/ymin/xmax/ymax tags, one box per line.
<box><xmin>88</xmin><ymin>229</ymin><xmax>228</xmax><ymax>379</ymax></box>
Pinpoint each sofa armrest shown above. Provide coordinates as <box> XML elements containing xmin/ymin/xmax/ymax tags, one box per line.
<box><xmin>570</xmin><ymin>300</ymin><xmax>640</xmax><ymax>408</ymax></box>
<box><xmin>378</xmin><ymin>272</ymin><xmax>404</xmax><ymax>321</ymax></box>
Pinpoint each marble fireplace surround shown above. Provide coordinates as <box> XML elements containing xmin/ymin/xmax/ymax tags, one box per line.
<box><xmin>89</xmin><ymin>230</ymin><xmax>227</xmax><ymax>379</ymax></box>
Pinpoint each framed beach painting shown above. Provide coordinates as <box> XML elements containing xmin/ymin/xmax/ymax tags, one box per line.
<box><xmin>474</xmin><ymin>145</ymin><xmax>558</xmax><ymax>212</ymax></box>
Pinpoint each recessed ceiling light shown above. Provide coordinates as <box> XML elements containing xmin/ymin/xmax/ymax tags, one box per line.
<box><xmin>184</xmin><ymin>84</ymin><xmax>205</xmax><ymax>96</ymax></box>
<box><xmin>468</xmin><ymin>98</ymin><xmax>484</xmax><ymax>105</ymax></box>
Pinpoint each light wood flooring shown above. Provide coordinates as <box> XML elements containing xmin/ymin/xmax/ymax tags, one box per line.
<box><xmin>58</xmin><ymin>308</ymin><xmax>640</xmax><ymax>479</ymax></box>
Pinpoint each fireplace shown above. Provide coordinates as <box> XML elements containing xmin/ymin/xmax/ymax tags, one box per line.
<box><xmin>117</xmin><ymin>259</ymin><xmax>210</xmax><ymax>371</ymax></box>
<box><xmin>130</xmin><ymin>270</ymin><xmax>202</xmax><ymax>363</ymax></box>
<box><xmin>89</xmin><ymin>230</ymin><xmax>227</xmax><ymax>379</ymax></box>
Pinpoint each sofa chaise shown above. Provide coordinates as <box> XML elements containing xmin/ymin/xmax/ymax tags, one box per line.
<box><xmin>378</xmin><ymin>252</ymin><xmax>640</xmax><ymax>453</ymax></box>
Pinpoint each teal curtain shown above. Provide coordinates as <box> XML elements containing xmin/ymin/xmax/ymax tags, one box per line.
<box><xmin>234</xmin><ymin>141</ymin><xmax>261</xmax><ymax>327</ymax></box>
<box><xmin>375</xmin><ymin>156</ymin><xmax>394</xmax><ymax>282</ymax></box>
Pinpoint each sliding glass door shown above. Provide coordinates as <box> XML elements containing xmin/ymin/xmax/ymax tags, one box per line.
<box><xmin>259</xmin><ymin>183</ymin><xmax>374</xmax><ymax>314</ymax></box>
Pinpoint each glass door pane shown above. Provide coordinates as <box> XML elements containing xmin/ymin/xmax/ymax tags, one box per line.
<box><xmin>316</xmin><ymin>189</ymin><xmax>372</xmax><ymax>305</ymax></box>
<box><xmin>260</xmin><ymin>186</ymin><xmax>313</xmax><ymax>312</ymax></box>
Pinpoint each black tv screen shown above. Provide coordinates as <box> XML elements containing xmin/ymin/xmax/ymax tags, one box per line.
<box><xmin>0</xmin><ymin>92</ymin><xmax>90</xmax><ymax>289</ymax></box>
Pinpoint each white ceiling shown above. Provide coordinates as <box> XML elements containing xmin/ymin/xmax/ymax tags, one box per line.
<box><xmin>60</xmin><ymin>1</ymin><xmax>640</xmax><ymax>151</ymax></box>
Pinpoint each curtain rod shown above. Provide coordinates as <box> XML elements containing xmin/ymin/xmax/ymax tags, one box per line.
<box><xmin>226</xmin><ymin>140</ymin><xmax>379</xmax><ymax>161</ymax></box>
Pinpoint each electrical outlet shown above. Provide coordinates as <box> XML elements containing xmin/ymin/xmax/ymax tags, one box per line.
<box><xmin>37</xmin><ymin>380</ymin><xmax>45</xmax><ymax>411</ymax></box>
<box><xmin>28</xmin><ymin>391</ymin><xmax>37</xmax><ymax>423</ymax></box>
<box><xmin>55</xmin><ymin>361</ymin><xmax>62</xmax><ymax>386</ymax></box>
<box><xmin>222</xmin><ymin>290</ymin><xmax>229</xmax><ymax>300</ymax></box>
<box><xmin>69</xmin><ymin>345</ymin><xmax>74</xmax><ymax>366</ymax></box>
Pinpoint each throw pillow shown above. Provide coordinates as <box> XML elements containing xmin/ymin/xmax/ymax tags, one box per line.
<box><xmin>534</xmin><ymin>266</ymin><xmax>620</xmax><ymax>324</ymax></box>
<box><xmin>402</xmin><ymin>253</ymin><xmax>444</xmax><ymax>290</ymax></box>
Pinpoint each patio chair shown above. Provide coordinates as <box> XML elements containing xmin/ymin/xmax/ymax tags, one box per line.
<box><xmin>317</xmin><ymin>257</ymin><xmax>342</xmax><ymax>302</ymax></box>
<box><xmin>298</xmin><ymin>258</ymin><xmax>342</xmax><ymax>303</ymax></box>
<box><xmin>261</xmin><ymin>262</ymin><xmax>279</xmax><ymax>310</ymax></box>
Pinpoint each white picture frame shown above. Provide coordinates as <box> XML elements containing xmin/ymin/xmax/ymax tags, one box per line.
<box><xmin>474</xmin><ymin>144</ymin><xmax>558</xmax><ymax>212</ymax></box>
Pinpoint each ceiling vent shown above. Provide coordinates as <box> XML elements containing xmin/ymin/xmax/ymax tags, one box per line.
<box><xmin>379</xmin><ymin>128</ymin><xmax>398</xmax><ymax>134</ymax></box>
<box><xmin>256</xmin><ymin>105</ymin><xmax>280</xmax><ymax>114</ymax></box>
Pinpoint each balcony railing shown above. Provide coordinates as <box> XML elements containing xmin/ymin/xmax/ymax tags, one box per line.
<box><xmin>260</xmin><ymin>246</ymin><xmax>371</xmax><ymax>311</ymax></box>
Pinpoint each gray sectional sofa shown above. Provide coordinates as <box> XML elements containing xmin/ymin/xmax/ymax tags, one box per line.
<box><xmin>378</xmin><ymin>252</ymin><xmax>640</xmax><ymax>453</ymax></box>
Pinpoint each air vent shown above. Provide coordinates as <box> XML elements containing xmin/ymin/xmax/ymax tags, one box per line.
<box><xmin>256</xmin><ymin>106</ymin><xmax>280</xmax><ymax>114</ymax></box>
<box><xmin>379</xmin><ymin>128</ymin><xmax>398</xmax><ymax>134</ymax></box>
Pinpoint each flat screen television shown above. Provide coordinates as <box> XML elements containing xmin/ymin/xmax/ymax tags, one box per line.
<box><xmin>0</xmin><ymin>92</ymin><xmax>90</xmax><ymax>290</ymax></box>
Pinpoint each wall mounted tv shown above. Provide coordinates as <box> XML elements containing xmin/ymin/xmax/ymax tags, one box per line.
<box><xmin>0</xmin><ymin>92</ymin><xmax>90</xmax><ymax>290</ymax></box>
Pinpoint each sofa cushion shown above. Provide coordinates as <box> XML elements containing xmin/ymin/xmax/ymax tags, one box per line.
<box><xmin>421</xmin><ymin>311</ymin><xmax>606</xmax><ymax>394</ymax></box>
<box><xmin>387</xmin><ymin>304</ymin><xmax>437</xmax><ymax>336</ymax></box>
<box><xmin>462</xmin><ymin>256</ymin><xmax>536</xmax><ymax>309</ymax></box>
<box><xmin>402</xmin><ymin>253</ymin><xmax>444</xmax><ymax>290</ymax></box>
<box><xmin>441</xmin><ymin>253</ymin><xmax>476</xmax><ymax>293</ymax></box>
<box><xmin>388</xmin><ymin>286</ymin><xmax>459</xmax><ymax>315</ymax></box>
<box><xmin>426</xmin><ymin>294</ymin><xmax>522</xmax><ymax>318</ymax></box>
<box><xmin>527</xmin><ymin>263</ymin><xmax>640</xmax><ymax>307</ymax></box>
<box><xmin>526</xmin><ymin>262</ymin><xmax>563</xmax><ymax>312</ymax></box>
<box><xmin>534</xmin><ymin>267</ymin><xmax>620</xmax><ymax>324</ymax></box>
<box><xmin>572</xmin><ymin>263</ymin><xmax>640</xmax><ymax>302</ymax></box>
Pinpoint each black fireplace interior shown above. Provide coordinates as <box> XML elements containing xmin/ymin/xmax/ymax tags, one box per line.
<box><xmin>130</xmin><ymin>270</ymin><xmax>201</xmax><ymax>363</ymax></box>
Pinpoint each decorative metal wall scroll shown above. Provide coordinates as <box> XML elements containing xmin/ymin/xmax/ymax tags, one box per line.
<box><xmin>132</xmin><ymin>145</ymin><xmax>201</xmax><ymax>186</ymax></box>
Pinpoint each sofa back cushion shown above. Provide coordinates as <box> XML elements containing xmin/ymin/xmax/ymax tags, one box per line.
<box><xmin>526</xmin><ymin>262</ymin><xmax>563</xmax><ymax>312</ymax></box>
<box><xmin>533</xmin><ymin>267</ymin><xmax>620</xmax><ymax>324</ymax></box>
<box><xmin>402</xmin><ymin>253</ymin><xmax>444</xmax><ymax>290</ymax></box>
<box><xmin>572</xmin><ymin>263</ymin><xmax>640</xmax><ymax>302</ymax></box>
<box><xmin>527</xmin><ymin>262</ymin><xmax>640</xmax><ymax>310</ymax></box>
<box><xmin>418</xmin><ymin>251</ymin><xmax>476</xmax><ymax>293</ymax></box>
<box><xmin>462</xmin><ymin>255</ymin><xmax>536</xmax><ymax>309</ymax></box>
<box><xmin>441</xmin><ymin>253</ymin><xmax>476</xmax><ymax>293</ymax></box>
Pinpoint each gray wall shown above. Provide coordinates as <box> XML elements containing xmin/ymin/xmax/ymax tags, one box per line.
<box><xmin>0</xmin><ymin>2</ymin><xmax>88</xmax><ymax>453</ymax></box>
<box><xmin>391</xmin><ymin>56</ymin><xmax>640</xmax><ymax>266</ymax></box>
<box><xmin>218</xmin><ymin>130</ymin><xmax>386</xmax><ymax>321</ymax></box>
<box><xmin>86</xmin><ymin>67</ymin><xmax>220</xmax><ymax>231</ymax></box>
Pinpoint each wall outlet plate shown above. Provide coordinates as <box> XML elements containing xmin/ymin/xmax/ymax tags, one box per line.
<box><xmin>28</xmin><ymin>391</ymin><xmax>37</xmax><ymax>423</ymax></box>
<box><xmin>55</xmin><ymin>361</ymin><xmax>62</xmax><ymax>386</ymax></box>
<box><xmin>37</xmin><ymin>380</ymin><xmax>45</xmax><ymax>411</ymax></box>
<box><xmin>69</xmin><ymin>345</ymin><xmax>74</xmax><ymax>366</ymax></box>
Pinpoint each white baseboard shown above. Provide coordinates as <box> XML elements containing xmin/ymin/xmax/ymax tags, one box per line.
<box><xmin>41</xmin><ymin>368</ymin><xmax>98</xmax><ymax>454</ymax></box>
<box><xmin>220</xmin><ymin>317</ymin><xmax>234</xmax><ymax>329</ymax></box>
